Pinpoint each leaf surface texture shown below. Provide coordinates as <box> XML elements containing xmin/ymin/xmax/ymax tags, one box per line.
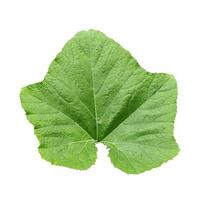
<box><xmin>20</xmin><ymin>30</ymin><xmax>179</xmax><ymax>173</ymax></box>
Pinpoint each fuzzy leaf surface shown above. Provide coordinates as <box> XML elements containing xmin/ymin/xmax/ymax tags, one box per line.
<box><xmin>20</xmin><ymin>30</ymin><xmax>179</xmax><ymax>173</ymax></box>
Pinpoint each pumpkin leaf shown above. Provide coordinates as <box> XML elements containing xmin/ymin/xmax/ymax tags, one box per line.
<box><xmin>20</xmin><ymin>30</ymin><xmax>179</xmax><ymax>173</ymax></box>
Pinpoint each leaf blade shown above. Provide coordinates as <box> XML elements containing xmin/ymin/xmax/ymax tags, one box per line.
<box><xmin>20</xmin><ymin>30</ymin><xmax>179</xmax><ymax>173</ymax></box>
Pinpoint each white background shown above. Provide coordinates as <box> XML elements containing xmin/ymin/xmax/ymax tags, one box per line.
<box><xmin>0</xmin><ymin>0</ymin><xmax>199</xmax><ymax>199</ymax></box>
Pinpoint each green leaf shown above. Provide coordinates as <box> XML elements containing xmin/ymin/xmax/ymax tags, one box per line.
<box><xmin>20</xmin><ymin>30</ymin><xmax>179</xmax><ymax>173</ymax></box>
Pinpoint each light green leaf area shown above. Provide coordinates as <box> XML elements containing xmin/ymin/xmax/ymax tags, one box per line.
<box><xmin>20</xmin><ymin>30</ymin><xmax>179</xmax><ymax>173</ymax></box>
